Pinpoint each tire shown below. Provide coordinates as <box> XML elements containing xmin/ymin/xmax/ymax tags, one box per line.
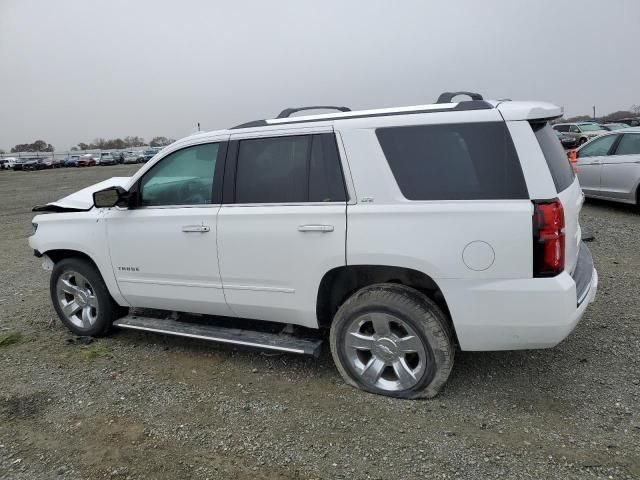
<box><xmin>50</xmin><ymin>258</ymin><xmax>126</xmax><ymax>337</ymax></box>
<box><xmin>330</xmin><ymin>283</ymin><xmax>455</xmax><ymax>399</ymax></box>
<box><xmin>579</xmin><ymin>137</ymin><xmax>588</xmax><ymax>145</ymax></box>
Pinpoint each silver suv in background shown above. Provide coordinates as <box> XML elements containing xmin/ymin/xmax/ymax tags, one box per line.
<box><xmin>553</xmin><ymin>122</ymin><xmax>607</xmax><ymax>145</ymax></box>
<box><xmin>576</xmin><ymin>127</ymin><xmax>640</xmax><ymax>205</ymax></box>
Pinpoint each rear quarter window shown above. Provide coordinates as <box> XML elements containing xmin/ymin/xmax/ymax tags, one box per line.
<box><xmin>532</xmin><ymin>122</ymin><xmax>575</xmax><ymax>192</ymax></box>
<box><xmin>376</xmin><ymin>122</ymin><xmax>528</xmax><ymax>200</ymax></box>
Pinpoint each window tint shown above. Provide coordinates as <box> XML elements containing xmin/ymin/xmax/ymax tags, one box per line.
<box><xmin>309</xmin><ymin>135</ymin><xmax>347</xmax><ymax>202</ymax></box>
<box><xmin>614</xmin><ymin>133</ymin><xmax>640</xmax><ymax>155</ymax></box>
<box><xmin>579</xmin><ymin>134</ymin><xmax>618</xmax><ymax>157</ymax></box>
<box><xmin>235</xmin><ymin>134</ymin><xmax>346</xmax><ymax>204</ymax></box>
<box><xmin>376</xmin><ymin>122</ymin><xmax>527</xmax><ymax>200</ymax></box>
<box><xmin>236</xmin><ymin>136</ymin><xmax>309</xmax><ymax>203</ymax></box>
<box><xmin>533</xmin><ymin>123</ymin><xmax>575</xmax><ymax>192</ymax></box>
<box><xmin>140</xmin><ymin>143</ymin><xmax>218</xmax><ymax>206</ymax></box>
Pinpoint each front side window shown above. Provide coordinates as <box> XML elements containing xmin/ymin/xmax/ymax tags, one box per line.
<box><xmin>569</xmin><ymin>125</ymin><xmax>580</xmax><ymax>133</ymax></box>
<box><xmin>376</xmin><ymin>122</ymin><xmax>528</xmax><ymax>200</ymax></box>
<box><xmin>140</xmin><ymin>143</ymin><xmax>218</xmax><ymax>206</ymax></box>
<box><xmin>234</xmin><ymin>134</ymin><xmax>346</xmax><ymax>204</ymax></box>
<box><xmin>614</xmin><ymin>133</ymin><xmax>640</xmax><ymax>155</ymax></box>
<box><xmin>579</xmin><ymin>135</ymin><xmax>618</xmax><ymax>158</ymax></box>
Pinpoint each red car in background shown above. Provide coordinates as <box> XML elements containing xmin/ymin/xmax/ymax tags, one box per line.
<box><xmin>77</xmin><ymin>154</ymin><xmax>97</xmax><ymax>167</ymax></box>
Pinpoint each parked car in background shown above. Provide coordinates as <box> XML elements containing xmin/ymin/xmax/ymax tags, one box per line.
<box><xmin>23</xmin><ymin>158</ymin><xmax>48</xmax><ymax>171</ymax></box>
<box><xmin>65</xmin><ymin>155</ymin><xmax>81</xmax><ymax>167</ymax></box>
<box><xmin>111</xmin><ymin>151</ymin><xmax>124</xmax><ymax>163</ymax></box>
<box><xmin>12</xmin><ymin>158</ymin><xmax>28</xmax><ymax>171</ymax></box>
<box><xmin>601</xmin><ymin>123</ymin><xmax>630</xmax><ymax>131</ymax></box>
<box><xmin>29</xmin><ymin>93</ymin><xmax>597</xmax><ymax>399</ymax></box>
<box><xmin>553</xmin><ymin>122</ymin><xmax>607</xmax><ymax>145</ymax></box>
<box><xmin>99</xmin><ymin>152</ymin><xmax>117</xmax><ymax>166</ymax></box>
<box><xmin>141</xmin><ymin>148</ymin><xmax>158</xmax><ymax>162</ymax></box>
<box><xmin>615</xmin><ymin>118</ymin><xmax>640</xmax><ymax>127</ymax></box>
<box><xmin>2</xmin><ymin>157</ymin><xmax>18</xmax><ymax>170</ymax></box>
<box><xmin>77</xmin><ymin>154</ymin><xmax>97</xmax><ymax>167</ymax></box>
<box><xmin>575</xmin><ymin>127</ymin><xmax>640</xmax><ymax>205</ymax></box>
<box><xmin>555</xmin><ymin>130</ymin><xmax>578</xmax><ymax>149</ymax></box>
<box><xmin>122</xmin><ymin>152</ymin><xmax>140</xmax><ymax>164</ymax></box>
<box><xmin>42</xmin><ymin>157</ymin><xmax>64</xmax><ymax>169</ymax></box>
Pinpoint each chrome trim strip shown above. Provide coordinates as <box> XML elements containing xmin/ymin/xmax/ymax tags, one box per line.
<box><xmin>223</xmin><ymin>284</ymin><xmax>295</xmax><ymax>293</ymax></box>
<box><xmin>118</xmin><ymin>278</ymin><xmax>223</xmax><ymax>289</ymax></box>
<box><xmin>114</xmin><ymin>324</ymin><xmax>306</xmax><ymax>354</ymax></box>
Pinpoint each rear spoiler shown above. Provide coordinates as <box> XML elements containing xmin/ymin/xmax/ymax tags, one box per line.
<box><xmin>496</xmin><ymin>101</ymin><xmax>563</xmax><ymax>122</ymax></box>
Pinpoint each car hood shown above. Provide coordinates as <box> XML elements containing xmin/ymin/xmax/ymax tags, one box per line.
<box><xmin>32</xmin><ymin>176</ymin><xmax>131</xmax><ymax>212</ymax></box>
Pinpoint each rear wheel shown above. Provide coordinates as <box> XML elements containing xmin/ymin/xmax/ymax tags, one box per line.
<box><xmin>330</xmin><ymin>283</ymin><xmax>455</xmax><ymax>399</ymax></box>
<box><xmin>50</xmin><ymin>258</ymin><xmax>126</xmax><ymax>337</ymax></box>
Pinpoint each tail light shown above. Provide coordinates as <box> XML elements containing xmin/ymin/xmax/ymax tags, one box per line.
<box><xmin>532</xmin><ymin>199</ymin><xmax>565</xmax><ymax>277</ymax></box>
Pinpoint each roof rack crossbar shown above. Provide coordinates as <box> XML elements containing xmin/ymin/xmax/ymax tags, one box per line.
<box><xmin>436</xmin><ymin>91</ymin><xmax>484</xmax><ymax>104</ymax></box>
<box><xmin>277</xmin><ymin>106</ymin><xmax>351</xmax><ymax>118</ymax></box>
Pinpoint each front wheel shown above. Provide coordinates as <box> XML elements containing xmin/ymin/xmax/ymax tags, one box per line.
<box><xmin>579</xmin><ymin>137</ymin><xmax>588</xmax><ymax>145</ymax></box>
<box><xmin>50</xmin><ymin>258</ymin><xmax>126</xmax><ymax>337</ymax></box>
<box><xmin>330</xmin><ymin>283</ymin><xmax>455</xmax><ymax>399</ymax></box>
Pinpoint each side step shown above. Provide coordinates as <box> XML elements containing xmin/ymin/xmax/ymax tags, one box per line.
<box><xmin>113</xmin><ymin>315</ymin><xmax>323</xmax><ymax>357</ymax></box>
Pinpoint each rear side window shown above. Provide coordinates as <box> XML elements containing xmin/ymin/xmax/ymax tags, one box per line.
<box><xmin>614</xmin><ymin>133</ymin><xmax>640</xmax><ymax>155</ymax></box>
<box><xmin>235</xmin><ymin>134</ymin><xmax>347</xmax><ymax>204</ymax></box>
<box><xmin>376</xmin><ymin>122</ymin><xmax>528</xmax><ymax>200</ymax></box>
<box><xmin>532</xmin><ymin>122</ymin><xmax>575</xmax><ymax>192</ymax></box>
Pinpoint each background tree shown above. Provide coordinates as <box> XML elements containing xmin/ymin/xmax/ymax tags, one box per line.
<box><xmin>149</xmin><ymin>136</ymin><xmax>175</xmax><ymax>147</ymax></box>
<box><xmin>11</xmin><ymin>140</ymin><xmax>54</xmax><ymax>153</ymax></box>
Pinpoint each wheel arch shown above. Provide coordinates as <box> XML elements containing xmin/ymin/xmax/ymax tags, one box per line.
<box><xmin>43</xmin><ymin>248</ymin><xmax>128</xmax><ymax>307</ymax></box>
<box><xmin>316</xmin><ymin>264</ymin><xmax>457</xmax><ymax>344</ymax></box>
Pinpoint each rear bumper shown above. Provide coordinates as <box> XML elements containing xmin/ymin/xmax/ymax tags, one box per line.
<box><xmin>439</xmin><ymin>243</ymin><xmax>598</xmax><ymax>351</ymax></box>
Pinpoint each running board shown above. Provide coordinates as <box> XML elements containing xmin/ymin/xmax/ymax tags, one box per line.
<box><xmin>113</xmin><ymin>315</ymin><xmax>323</xmax><ymax>357</ymax></box>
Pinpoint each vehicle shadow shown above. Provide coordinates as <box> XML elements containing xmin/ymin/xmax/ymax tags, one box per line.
<box><xmin>583</xmin><ymin>196</ymin><xmax>639</xmax><ymax>215</ymax></box>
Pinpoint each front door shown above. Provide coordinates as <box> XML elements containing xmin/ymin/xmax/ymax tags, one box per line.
<box><xmin>576</xmin><ymin>134</ymin><xmax>619</xmax><ymax>196</ymax></box>
<box><xmin>217</xmin><ymin>131</ymin><xmax>348</xmax><ymax>328</ymax></box>
<box><xmin>105</xmin><ymin>140</ymin><xmax>233</xmax><ymax>316</ymax></box>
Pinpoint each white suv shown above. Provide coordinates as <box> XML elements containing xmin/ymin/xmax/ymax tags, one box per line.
<box><xmin>29</xmin><ymin>92</ymin><xmax>598</xmax><ymax>399</ymax></box>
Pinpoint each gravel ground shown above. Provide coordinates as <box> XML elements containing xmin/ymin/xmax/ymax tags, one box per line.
<box><xmin>0</xmin><ymin>166</ymin><xmax>638</xmax><ymax>479</ymax></box>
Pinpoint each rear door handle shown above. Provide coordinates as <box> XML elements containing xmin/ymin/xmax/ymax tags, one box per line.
<box><xmin>298</xmin><ymin>224</ymin><xmax>334</xmax><ymax>233</ymax></box>
<box><xmin>182</xmin><ymin>225</ymin><xmax>210</xmax><ymax>233</ymax></box>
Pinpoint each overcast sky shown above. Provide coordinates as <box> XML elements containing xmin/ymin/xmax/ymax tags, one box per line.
<box><xmin>1</xmin><ymin>0</ymin><xmax>638</xmax><ymax>151</ymax></box>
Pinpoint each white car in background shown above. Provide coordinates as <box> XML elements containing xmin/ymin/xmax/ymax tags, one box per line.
<box><xmin>2</xmin><ymin>157</ymin><xmax>18</xmax><ymax>170</ymax></box>
<box><xmin>28</xmin><ymin>92</ymin><xmax>597</xmax><ymax>399</ymax></box>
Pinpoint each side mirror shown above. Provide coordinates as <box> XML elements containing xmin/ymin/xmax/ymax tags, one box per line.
<box><xmin>93</xmin><ymin>186</ymin><xmax>128</xmax><ymax>208</ymax></box>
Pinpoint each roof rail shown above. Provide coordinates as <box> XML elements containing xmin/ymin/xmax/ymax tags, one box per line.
<box><xmin>277</xmin><ymin>106</ymin><xmax>351</xmax><ymax>118</ymax></box>
<box><xmin>436</xmin><ymin>91</ymin><xmax>484</xmax><ymax>104</ymax></box>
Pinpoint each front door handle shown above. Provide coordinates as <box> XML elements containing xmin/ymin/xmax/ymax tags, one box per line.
<box><xmin>182</xmin><ymin>225</ymin><xmax>210</xmax><ymax>233</ymax></box>
<box><xmin>298</xmin><ymin>224</ymin><xmax>334</xmax><ymax>233</ymax></box>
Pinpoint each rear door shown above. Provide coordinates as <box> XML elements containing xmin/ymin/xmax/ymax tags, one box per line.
<box><xmin>600</xmin><ymin>132</ymin><xmax>640</xmax><ymax>201</ymax></box>
<box><xmin>216</xmin><ymin>129</ymin><xmax>348</xmax><ymax>328</ymax></box>
<box><xmin>575</xmin><ymin>134</ymin><xmax>620</xmax><ymax>195</ymax></box>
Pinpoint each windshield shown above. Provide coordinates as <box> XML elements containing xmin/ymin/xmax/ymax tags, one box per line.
<box><xmin>579</xmin><ymin>123</ymin><xmax>603</xmax><ymax>132</ymax></box>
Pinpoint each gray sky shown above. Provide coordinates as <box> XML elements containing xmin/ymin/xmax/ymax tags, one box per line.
<box><xmin>1</xmin><ymin>0</ymin><xmax>638</xmax><ymax>151</ymax></box>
